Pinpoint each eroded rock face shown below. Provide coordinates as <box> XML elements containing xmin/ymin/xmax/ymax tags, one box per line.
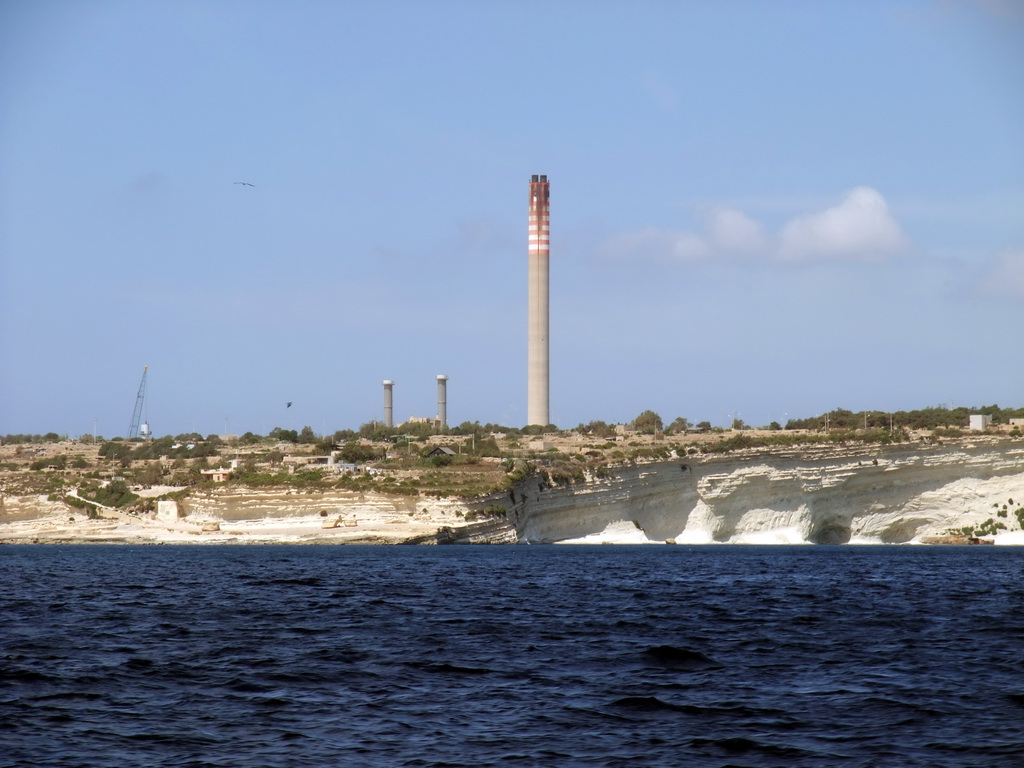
<box><xmin>0</xmin><ymin>494</ymin><xmax>68</xmax><ymax>522</ymax></box>
<box><xmin>180</xmin><ymin>488</ymin><xmax>424</xmax><ymax>522</ymax></box>
<box><xmin>507</xmin><ymin>441</ymin><xmax>1024</xmax><ymax>545</ymax></box>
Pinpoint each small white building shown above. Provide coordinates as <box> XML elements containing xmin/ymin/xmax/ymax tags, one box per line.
<box><xmin>156</xmin><ymin>500</ymin><xmax>180</xmax><ymax>522</ymax></box>
<box><xmin>969</xmin><ymin>414</ymin><xmax>992</xmax><ymax>431</ymax></box>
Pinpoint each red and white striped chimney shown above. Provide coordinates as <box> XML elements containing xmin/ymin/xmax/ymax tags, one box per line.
<box><xmin>528</xmin><ymin>174</ymin><xmax>550</xmax><ymax>426</ymax></box>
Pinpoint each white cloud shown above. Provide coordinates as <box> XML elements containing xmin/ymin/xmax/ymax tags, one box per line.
<box><xmin>979</xmin><ymin>249</ymin><xmax>1024</xmax><ymax>298</ymax></box>
<box><xmin>704</xmin><ymin>207</ymin><xmax>768</xmax><ymax>253</ymax></box>
<box><xmin>600</xmin><ymin>227</ymin><xmax>708</xmax><ymax>261</ymax></box>
<box><xmin>599</xmin><ymin>187</ymin><xmax>909</xmax><ymax>264</ymax></box>
<box><xmin>778</xmin><ymin>187</ymin><xmax>909</xmax><ymax>260</ymax></box>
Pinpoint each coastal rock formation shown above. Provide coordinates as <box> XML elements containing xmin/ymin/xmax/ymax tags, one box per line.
<box><xmin>177</xmin><ymin>487</ymin><xmax>516</xmax><ymax>544</ymax></box>
<box><xmin>0</xmin><ymin>485</ymin><xmax>516</xmax><ymax>545</ymax></box>
<box><xmin>4</xmin><ymin>439</ymin><xmax>1023</xmax><ymax>545</ymax></box>
<box><xmin>507</xmin><ymin>440</ymin><xmax>1024</xmax><ymax>544</ymax></box>
<box><xmin>180</xmin><ymin>486</ymin><xmax>443</xmax><ymax>523</ymax></box>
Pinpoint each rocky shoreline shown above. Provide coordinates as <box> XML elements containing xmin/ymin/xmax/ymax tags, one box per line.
<box><xmin>4</xmin><ymin>437</ymin><xmax>1024</xmax><ymax>545</ymax></box>
<box><xmin>0</xmin><ymin>491</ymin><xmax>514</xmax><ymax>545</ymax></box>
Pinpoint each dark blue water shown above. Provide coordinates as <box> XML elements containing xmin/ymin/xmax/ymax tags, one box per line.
<box><xmin>3</xmin><ymin>545</ymin><xmax>1024</xmax><ymax>767</ymax></box>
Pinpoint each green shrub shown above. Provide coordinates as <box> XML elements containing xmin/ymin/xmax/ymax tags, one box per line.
<box><xmin>337</xmin><ymin>442</ymin><xmax>381</xmax><ymax>463</ymax></box>
<box><xmin>31</xmin><ymin>455</ymin><xmax>67</xmax><ymax>471</ymax></box>
<box><xmin>78</xmin><ymin>480</ymin><xmax>139</xmax><ymax>508</ymax></box>
<box><xmin>99</xmin><ymin>442</ymin><xmax>133</xmax><ymax>461</ymax></box>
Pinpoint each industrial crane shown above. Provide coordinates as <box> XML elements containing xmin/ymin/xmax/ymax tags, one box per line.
<box><xmin>127</xmin><ymin>366</ymin><xmax>150</xmax><ymax>438</ymax></box>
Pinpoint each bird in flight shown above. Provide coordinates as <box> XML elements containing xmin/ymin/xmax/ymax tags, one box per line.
<box><xmin>286</xmin><ymin>402</ymin><xmax>292</xmax><ymax>408</ymax></box>
<box><xmin>234</xmin><ymin>181</ymin><xmax>255</xmax><ymax>187</ymax></box>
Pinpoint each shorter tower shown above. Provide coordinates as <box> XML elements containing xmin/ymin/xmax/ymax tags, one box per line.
<box><xmin>436</xmin><ymin>375</ymin><xmax>448</xmax><ymax>430</ymax></box>
<box><xmin>383</xmin><ymin>380</ymin><xmax>394</xmax><ymax>428</ymax></box>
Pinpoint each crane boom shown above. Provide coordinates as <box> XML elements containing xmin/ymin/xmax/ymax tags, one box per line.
<box><xmin>128</xmin><ymin>366</ymin><xmax>148</xmax><ymax>438</ymax></box>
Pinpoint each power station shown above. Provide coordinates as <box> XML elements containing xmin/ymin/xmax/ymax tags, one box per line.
<box><xmin>378</xmin><ymin>175</ymin><xmax>550</xmax><ymax>431</ymax></box>
<box><xmin>527</xmin><ymin>174</ymin><xmax>550</xmax><ymax>426</ymax></box>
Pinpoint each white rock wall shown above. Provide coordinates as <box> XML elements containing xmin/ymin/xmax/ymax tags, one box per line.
<box><xmin>509</xmin><ymin>440</ymin><xmax>1024</xmax><ymax>544</ymax></box>
<box><xmin>180</xmin><ymin>487</ymin><xmax>472</xmax><ymax>527</ymax></box>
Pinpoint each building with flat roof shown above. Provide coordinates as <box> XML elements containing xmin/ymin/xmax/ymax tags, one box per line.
<box><xmin>969</xmin><ymin>414</ymin><xmax>992</xmax><ymax>431</ymax></box>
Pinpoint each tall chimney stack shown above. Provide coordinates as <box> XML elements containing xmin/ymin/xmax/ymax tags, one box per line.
<box><xmin>528</xmin><ymin>174</ymin><xmax>550</xmax><ymax>426</ymax></box>
<box><xmin>383</xmin><ymin>380</ymin><xmax>394</xmax><ymax>428</ymax></box>
<box><xmin>436</xmin><ymin>375</ymin><xmax>448</xmax><ymax>431</ymax></box>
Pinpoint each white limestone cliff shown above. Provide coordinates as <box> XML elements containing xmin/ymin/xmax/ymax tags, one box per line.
<box><xmin>507</xmin><ymin>439</ymin><xmax>1024</xmax><ymax>545</ymax></box>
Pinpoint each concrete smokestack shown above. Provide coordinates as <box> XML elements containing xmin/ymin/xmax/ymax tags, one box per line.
<box><xmin>528</xmin><ymin>174</ymin><xmax>550</xmax><ymax>426</ymax></box>
<box><xmin>383</xmin><ymin>380</ymin><xmax>394</xmax><ymax>428</ymax></box>
<box><xmin>436</xmin><ymin>375</ymin><xmax>448</xmax><ymax>430</ymax></box>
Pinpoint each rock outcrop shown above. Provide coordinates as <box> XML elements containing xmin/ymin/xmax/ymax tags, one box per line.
<box><xmin>506</xmin><ymin>439</ymin><xmax>1024</xmax><ymax>544</ymax></box>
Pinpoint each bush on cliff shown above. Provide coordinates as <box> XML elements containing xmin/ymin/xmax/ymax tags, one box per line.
<box><xmin>545</xmin><ymin>461</ymin><xmax>586</xmax><ymax>486</ymax></box>
<box><xmin>500</xmin><ymin>460</ymin><xmax>535</xmax><ymax>491</ymax></box>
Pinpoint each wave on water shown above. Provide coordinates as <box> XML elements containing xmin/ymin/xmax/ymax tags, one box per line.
<box><xmin>556</xmin><ymin>519</ymin><xmax>662</xmax><ymax>544</ymax></box>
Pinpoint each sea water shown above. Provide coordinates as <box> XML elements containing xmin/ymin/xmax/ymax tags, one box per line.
<box><xmin>3</xmin><ymin>544</ymin><xmax>1024</xmax><ymax>767</ymax></box>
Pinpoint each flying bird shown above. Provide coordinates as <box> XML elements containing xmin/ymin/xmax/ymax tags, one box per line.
<box><xmin>234</xmin><ymin>181</ymin><xmax>255</xmax><ymax>187</ymax></box>
<box><xmin>286</xmin><ymin>402</ymin><xmax>292</xmax><ymax>408</ymax></box>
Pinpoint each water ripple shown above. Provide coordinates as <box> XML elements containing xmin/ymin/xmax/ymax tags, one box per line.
<box><xmin>3</xmin><ymin>544</ymin><xmax>1024</xmax><ymax>767</ymax></box>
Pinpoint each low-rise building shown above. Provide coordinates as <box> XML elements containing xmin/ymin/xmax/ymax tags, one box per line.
<box><xmin>969</xmin><ymin>414</ymin><xmax>993</xmax><ymax>431</ymax></box>
<box><xmin>425</xmin><ymin>446</ymin><xmax>457</xmax><ymax>458</ymax></box>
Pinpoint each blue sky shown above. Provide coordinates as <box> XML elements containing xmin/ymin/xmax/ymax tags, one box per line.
<box><xmin>1</xmin><ymin>0</ymin><xmax>1021</xmax><ymax>437</ymax></box>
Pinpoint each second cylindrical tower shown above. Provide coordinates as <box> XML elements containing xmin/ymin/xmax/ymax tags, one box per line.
<box><xmin>527</xmin><ymin>174</ymin><xmax>550</xmax><ymax>426</ymax></box>
<box><xmin>383</xmin><ymin>380</ymin><xmax>394</xmax><ymax>428</ymax></box>
<box><xmin>436</xmin><ymin>375</ymin><xmax>448</xmax><ymax>431</ymax></box>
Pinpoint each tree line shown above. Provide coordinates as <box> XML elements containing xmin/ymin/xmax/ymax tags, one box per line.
<box><xmin>6</xmin><ymin>403</ymin><xmax>1023</xmax><ymax>448</ymax></box>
